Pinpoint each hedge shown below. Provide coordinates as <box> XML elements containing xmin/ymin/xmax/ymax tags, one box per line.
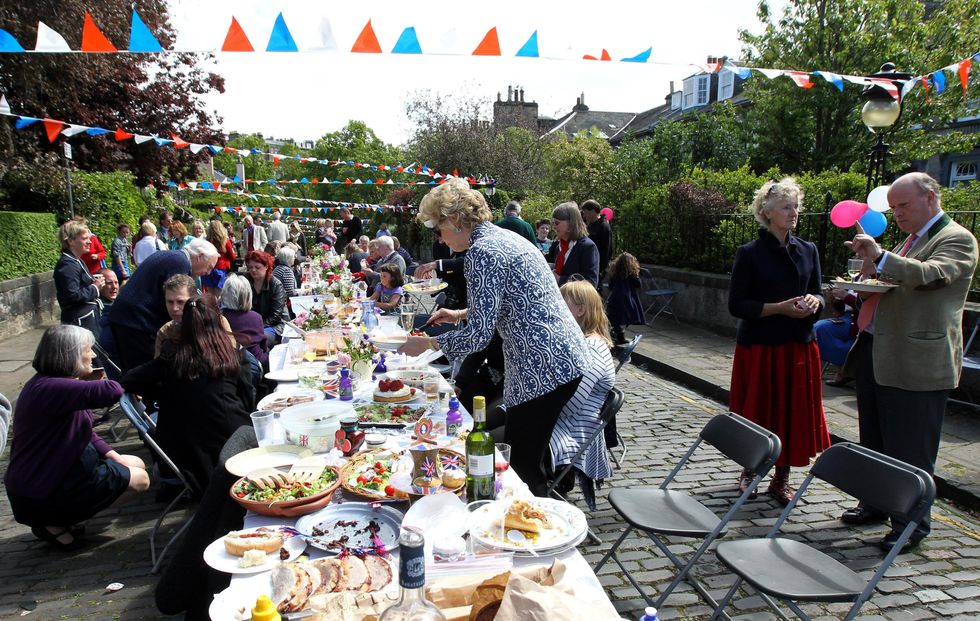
<box><xmin>0</xmin><ymin>212</ymin><xmax>60</xmax><ymax>281</ymax></box>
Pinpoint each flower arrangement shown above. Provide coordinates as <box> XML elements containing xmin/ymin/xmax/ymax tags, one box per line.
<box><xmin>308</xmin><ymin>243</ymin><xmax>332</xmax><ymax>259</ymax></box>
<box><xmin>328</xmin><ymin>279</ymin><xmax>357</xmax><ymax>303</ymax></box>
<box><xmin>294</xmin><ymin>306</ymin><xmax>334</xmax><ymax>331</ymax></box>
<box><xmin>338</xmin><ymin>332</ymin><xmax>377</xmax><ymax>368</ymax></box>
<box><xmin>318</xmin><ymin>253</ymin><xmax>347</xmax><ymax>280</ymax></box>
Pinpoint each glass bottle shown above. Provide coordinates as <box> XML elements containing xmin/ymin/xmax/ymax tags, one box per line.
<box><xmin>465</xmin><ymin>396</ymin><xmax>495</xmax><ymax>501</ymax></box>
<box><xmin>377</xmin><ymin>528</ymin><xmax>446</xmax><ymax>621</ymax></box>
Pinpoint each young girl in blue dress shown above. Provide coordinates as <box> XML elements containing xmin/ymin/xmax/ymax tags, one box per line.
<box><xmin>605</xmin><ymin>252</ymin><xmax>644</xmax><ymax>344</ymax></box>
<box><xmin>369</xmin><ymin>263</ymin><xmax>404</xmax><ymax>313</ymax></box>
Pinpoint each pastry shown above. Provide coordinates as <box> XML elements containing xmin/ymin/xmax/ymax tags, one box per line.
<box><xmin>503</xmin><ymin>500</ymin><xmax>552</xmax><ymax>534</ymax></box>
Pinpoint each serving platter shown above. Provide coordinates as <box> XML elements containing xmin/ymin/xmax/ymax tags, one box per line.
<box><xmin>295</xmin><ymin>503</ymin><xmax>404</xmax><ymax>554</ymax></box>
<box><xmin>469</xmin><ymin>497</ymin><xmax>587</xmax><ymax>554</ymax></box>
<box><xmin>831</xmin><ymin>278</ymin><xmax>898</xmax><ymax>293</ymax></box>
<box><xmin>224</xmin><ymin>445</ymin><xmax>314</xmax><ymax>477</ymax></box>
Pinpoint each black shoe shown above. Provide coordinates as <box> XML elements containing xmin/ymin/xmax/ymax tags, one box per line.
<box><xmin>878</xmin><ymin>530</ymin><xmax>924</xmax><ymax>553</ymax></box>
<box><xmin>841</xmin><ymin>506</ymin><xmax>887</xmax><ymax>525</ymax></box>
<box><xmin>31</xmin><ymin>526</ymin><xmax>84</xmax><ymax>551</ymax></box>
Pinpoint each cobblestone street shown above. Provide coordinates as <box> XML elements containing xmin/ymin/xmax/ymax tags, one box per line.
<box><xmin>0</xmin><ymin>363</ymin><xmax>978</xmax><ymax>620</ymax></box>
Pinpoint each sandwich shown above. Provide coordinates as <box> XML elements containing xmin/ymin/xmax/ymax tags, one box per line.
<box><xmin>223</xmin><ymin>527</ymin><xmax>283</xmax><ymax>557</ymax></box>
<box><xmin>503</xmin><ymin>500</ymin><xmax>552</xmax><ymax>534</ymax></box>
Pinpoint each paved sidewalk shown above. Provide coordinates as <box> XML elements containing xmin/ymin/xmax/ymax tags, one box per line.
<box><xmin>625</xmin><ymin>320</ymin><xmax>980</xmax><ymax>507</ymax></box>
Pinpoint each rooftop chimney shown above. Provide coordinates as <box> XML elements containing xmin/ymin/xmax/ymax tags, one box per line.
<box><xmin>507</xmin><ymin>85</ymin><xmax>513</xmax><ymax>102</ymax></box>
<box><xmin>519</xmin><ymin>88</ymin><xmax>524</xmax><ymax>102</ymax></box>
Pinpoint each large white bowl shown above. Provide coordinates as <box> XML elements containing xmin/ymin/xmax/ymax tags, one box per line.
<box><xmin>278</xmin><ymin>401</ymin><xmax>355</xmax><ymax>453</ymax></box>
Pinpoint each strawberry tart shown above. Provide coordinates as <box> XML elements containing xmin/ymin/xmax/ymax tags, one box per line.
<box><xmin>373</xmin><ymin>378</ymin><xmax>416</xmax><ymax>403</ymax></box>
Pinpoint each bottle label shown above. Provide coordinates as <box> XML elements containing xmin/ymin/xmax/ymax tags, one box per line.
<box><xmin>468</xmin><ymin>453</ymin><xmax>493</xmax><ymax>476</ymax></box>
<box><xmin>399</xmin><ymin>543</ymin><xmax>426</xmax><ymax>589</ymax></box>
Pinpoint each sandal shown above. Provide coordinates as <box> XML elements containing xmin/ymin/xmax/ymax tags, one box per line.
<box><xmin>31</xmin><ymin>525</ymin><xmax>83</xmax><ymax>551</ymax></box>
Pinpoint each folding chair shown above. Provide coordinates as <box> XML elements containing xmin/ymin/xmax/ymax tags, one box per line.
<box><xmin>546</xmin><ymin>387</ymin><xmax>624</xmax><ymax>545</ymax></box>
<box><xmin>606</xmin><ymin>335</ymin><xmax>642</xmax><ymax>467</ymax></box>
<box><xmin>594</xmin><ymin>412</ymin><xmax>781</xmax><ymax>616</ymax></box>
<box><xmin>949</xmin><ymin>316</ymin><xmax>980</xmax><ymax>410</ymax></box>
<box><xmin>710</xmin><ymin>442</ymin><xmax>934</xmax><ymax>621</ymax></box>
<box><xmin>119</xmin><ymin>393</ymin><xmax>195</xmax><ymax>574</ymax></box>
<box><xmin>614</xmin><ymin>334</ymin><xmax>643</xmax><ymax>374</ymax></box>
<box><xmin>639</xmin><ymin>267</ymin><xmax>679</xmax><ymax>324</ymax></box>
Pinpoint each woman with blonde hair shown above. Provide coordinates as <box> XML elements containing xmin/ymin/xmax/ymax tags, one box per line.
<box><xmin>399</xmin><ymin>178</ymin><xmax>588</xmax><ymax>495</ymax></box>
<box><xmin>728</xmin><ymin>177</ymin><xmax>830</xmax><ymax>504</ymax></box>
<box><xmin>203</xmin><ymin>220</ymin><xmax>235</xmax><ymax>290</ymax></box>
<box><xmin>132</xmin><ymin>221</ymin><xmax>165</xmax><ymax>266</ymax></box>
<box><xmin>190</xmin><ymin>220</ymin><xmax>206</xmax><ymax>239</ymax></box>
<box><xmin>549</xmin><ymin>280</ymin><xmax>616</xmax><ymax>506</ymax></box>
<box><xmin>54</xmin><ymin>220</ymin><xmax>103</xmax><ymax>336</ymax></box>
<box><xmin>551</xmin><ymin>202</ymin><xmax>600</xmax><ymax>287</ymax></box>
<box><xmin>288</xmin><ymin>221</ymin><xmax>308</xmax><ymax>257</ymax></box>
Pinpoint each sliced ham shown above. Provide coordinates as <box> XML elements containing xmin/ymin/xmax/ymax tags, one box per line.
<box><xmin>343</xmin><ymin>555</ymin><xmax>372</xmax><ymax>592</ymax></box>
<box><xmin>364</xmin><ymin>556</ymin><xmax>393</xmax><ymax>591</ymax></box>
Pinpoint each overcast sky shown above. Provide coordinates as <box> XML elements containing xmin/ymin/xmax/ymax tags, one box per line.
<box><xmin>168</xmin><ymin>0</ymin><xmax>784</xmax><ymax>146</ymax></box>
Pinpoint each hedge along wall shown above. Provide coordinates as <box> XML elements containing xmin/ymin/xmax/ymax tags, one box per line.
<box><xmin>0</xmin><ymin>212</ymin><xmax>59</xmax><ymax>281</ymax></box>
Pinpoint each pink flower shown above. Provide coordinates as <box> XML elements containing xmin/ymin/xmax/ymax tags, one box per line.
<box><xmin>338</xmin><ymin>352</ymin><xmax>352</xmax><ymax>366</ymax></box>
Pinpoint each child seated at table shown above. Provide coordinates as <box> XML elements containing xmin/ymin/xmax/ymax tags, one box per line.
<box><xmin>369</xmin><ymin>263</ymin><xmax>404</xmax><ymax>313</ymax></box>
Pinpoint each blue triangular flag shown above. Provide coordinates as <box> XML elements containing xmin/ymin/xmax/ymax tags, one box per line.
<box><xmin>207</xmin><ymin>145</ymin><xmax>221</xmax><ymax>155</ymax></box>
<box><xmin>267</xmin><ymin>13</ymin><xmax>299</xmax><ymax>52</ymax></box>
<box><xmin>15</xmin><ymin>116</ymin><xmax>39</xmax><ymax>128</ymax></box>
<box><xmin>153</xmin><ymin>137</ymin><xmax>173</xmax><ymax>146</ymax></box>
<box><xmin>85</xmin><ymin>127</ymin><xmax>111</xmax><ymax>136</ymax></box>
<box><xmin>0</xmin><ymin>28</ymin><xmax>25</xmax><ymax>52</ymax></box>
<box><xmin>932</xmin><ymin>70</ymin><xmax>946</xmax><ymax>94</ymax></box>
<box><xmin>167</xmin><ymin>181</ymin><xmax>178</xmax><ymax>187</ymax></box>
<box><xmin>129</xmin><ymin>10</ymin><xmax>163</xmax><ymax>52</ymax></box>
<box><xmin>233</xmin><ymin>175</ymin><xmax>241</xmax><ymax>183</ymax></box>
<box><xmin>250</xmin><ymin>148</ymin><xmax>261</xmax><ymax>154</ymax></box>
<box><xmin>515</xmin><ymin>31</ymin><xmax>538</xmax><ymax>58</ymax></box>
<box><xmin>621</xmin><ymin>47</ymin><xmax>651</xmax><ymax>63</ymax></box>
<box><xmin>392</xmin><ymin>27</ymin><xmax>422</xmax><ymax>54</ymax></box>
<box><xmin>815</xmin><ymin>70</ymin><xmax>843</xmax><ymax>91</ymax></box>
<box><xmin>300</xmin><ymin>177</ymin><xmax>309</xmax><ymax>183</ymax></box>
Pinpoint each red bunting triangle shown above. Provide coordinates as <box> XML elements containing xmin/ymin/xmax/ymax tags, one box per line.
<box><xmin>344</xmin><ymin>178</ymin><xmax>353</xmax><ymax>184</ymax></box>
<box><xmin>786</xmin><ymin>70</ymin><xmax>814</xmax><ymax>88</ymax></box>
<box><xmin>600</xmin><ymin>49</ymin><xmax>611</xmax><ymax>61</ymax></box>
<box><xmin>114</xmin><ymin>127</ymin><xmax>134</xmax><ymax>141</ymax></box>
<box><xmin>42</xmin><ymin>119</ymin><xmax>64</xmax><ymax>143</ymax></box>
<box><xmin>222</xmin><ymin>16</ymin><xmax>254</xmax><ymax>52</ymax></box>
<box><xmin>223</xmin><ymin>147</ymin><xmax>237</xmax><ymax>152</ymax></box>
<box><xmin>453</xmin><ymin>167</ymin><xmax>459</xmax><ymax>177</ymax></box>
<box><xmin>921</xmin><ymin>76</ymin><xmax>932</xmax><ymax>104</ymax></box>
<box><xmin>473</xmin><ymin>27</ymin><xmax>501</xmax><ymax>56</ymax></box>
<box><xmin>81</xmin><ymin>12</ymin><xmax>117</xmax><ymax>52</ymax></box>
<box><xmin>959</xmin><ymin>59</ymin><xmax>971</xmax><ymax>95</ymax></box>
<box><xmin>311</xmin><ymin>178</ymin><xmax>319</xmax><ymax>184</ymax></box>
<box><xmin>351</xmin><ymin>20</ymin><xmax>382</xmax><ymax>53</ymax></box>
<box><xmin>171</xmin><ymin>134</ymin><xmax>189</xmax><ymax>148</ymax></box>
<box><xmin>273</xmin><ymin>156</ymin><xmax>280</xmax><ymax>168</ymax></box>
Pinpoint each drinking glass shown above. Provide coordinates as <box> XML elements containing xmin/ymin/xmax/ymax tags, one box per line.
<box><xmin>847</xmin><ymin>258</ymin><xmax>864</xmax><ymax>281</ymax></box>
<box><xmin>495</xmin><ymin>443</ymin><xmax>512</xmax><ymax>473</ymax></box>
<box><xmin>250</xmin><ymin>410</ymin><xmax>282</xmax><ymax>447</ymax></box>
<box><xmin>287</xmin><ymin>339</ymin><xmax>308</xmax><ymax>364</ymax></box>
<box><xmin>439</xmin><ymin>379</ymin><xmax>456</xmax><ymax>409</ymax></box>
<box><xmin>423</xmin><ymin>375</ymin><xmax>441</xmax><ymax>404</ymax></box>
<box><xmin>400</xmin><ymin>303</ymin><xmax>417</xmax><ymax>332</ymax></box>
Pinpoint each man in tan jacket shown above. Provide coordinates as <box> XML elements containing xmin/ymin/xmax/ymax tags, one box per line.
<box><xmin>842</xmin><ymin>172</ymin><xmax>978</xmax><ymax>549</ymax></box>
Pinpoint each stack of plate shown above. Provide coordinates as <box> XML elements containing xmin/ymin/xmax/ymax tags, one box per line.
<box><xmin>468</xmin><ymin>497</ymin><xmax>588</xmax><ymax>557</ymax></box>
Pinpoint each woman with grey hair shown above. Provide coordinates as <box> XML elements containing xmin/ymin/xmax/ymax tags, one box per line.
<box><xmin>399</xmin><ymin>178</ymin><xmax>588</xmax><ymax>496</ymax></box>
<box><xmin>4</xmin><ymin>325</ymin><xmax>150</xmax><ymax>549</ymax></box>
<box><xmin>728</xmin><ymin>177</ymin><xmax>830</xmax><ymax>504</ymax></box>
<box><xmin>221</xmin><ymin>274</ymin><xmax>269</xmax><ymax>368</ymax></box>
<box><xmin>272</xmin><ymin>246</ymin><xmax>298</xmax><ymax>299</ymax></box>
<box><xmin>551</xmin><ymin>202</ymin><xmax>600</xmax><ymax>287</ymax></box>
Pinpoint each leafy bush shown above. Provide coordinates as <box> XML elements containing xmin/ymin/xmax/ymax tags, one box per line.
<box><xmin>0</xmin><ymin>212</ymin><xmax>60</xmax><ymax>280</ymax></box>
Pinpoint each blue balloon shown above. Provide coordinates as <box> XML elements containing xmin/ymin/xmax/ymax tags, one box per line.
<box><xmin>859</xmin><ymin>209</ymin><xmax>888</xmax><ymax>237</ymax></box>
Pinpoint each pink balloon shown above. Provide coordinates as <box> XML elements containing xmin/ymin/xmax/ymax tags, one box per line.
<box><xmin>830</xmin><ymin>200</ymin><xmax>869</xmax><ymax>228</ymax></box>
<box><xmin>600</xmin><ymin>207</ymin><xmax>614</xmax><ymax>222</ymax></box>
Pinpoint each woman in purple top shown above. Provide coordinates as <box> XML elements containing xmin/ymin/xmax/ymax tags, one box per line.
<box><xmin>220</xmin><ymin>274</ymin><xmax>270</xmax><ymax>369</ymax></box>
<box><xmin>4</xmin><ymin>325</ymin><xmax>150</xmax><ymax>549</ymax></box>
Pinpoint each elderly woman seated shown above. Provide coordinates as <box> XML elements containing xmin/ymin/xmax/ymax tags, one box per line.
<box><xmin>272</xmin><ymin>246</ymin><xmax>298</xmax><ymax>299</ymax></box>
<box><xmin>549</xmin><ymin>280</ymin><xmax>616</xmax><ymax>508</ymax></box>
<box><xmin>220</xmin><ymin>274</ymin><xmax>270</xmax><ymax>370</ymax></box>
<box><xmin>4</xmin><ymin>325</ymin><xmax>150</xmax><ymax>550</ymax></box>
<box><xmin>123</xmin><ymin>296</ymin><xmax>255</xmax><ymax>494</ymax></box>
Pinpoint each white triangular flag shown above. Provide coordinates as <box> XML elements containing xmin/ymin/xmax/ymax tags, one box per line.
<box><xmin>309</xmin><ymin>17</ymin><xmax>338</xmax><ymax>51</ymax></box>
<box><xmin>757</xmin><ymin>68</ymin><xmax>784</xmax><ymax>80</ymax></box>
<box><xmin>61</xmin><ymin>124</ymin><xmax>89</xmax><ymax>137</ymax></box>
<box><xmin>133</xmin><ymin>134</ymin><xmax>153</xmax><ymax>144</ymax></box>
<box><xmin>35</xmin><ymin>22</ymin><xmax>71</xmax><ymax>52</ymax></box>
<box><xmin>0</xmin><ymin>95</ymin><xmax>10</xmax><ymax>116</ymax></box>
<box><xmin>189</xmin><ymin>143</ymin><xmax>205</xmax><ymax>154</ymax></box>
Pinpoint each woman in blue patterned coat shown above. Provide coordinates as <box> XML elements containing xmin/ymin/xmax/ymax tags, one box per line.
<box><xmin>400</xmin><ymin>178</ymin><xmax>589</xmax><ymax>495</ymax></box>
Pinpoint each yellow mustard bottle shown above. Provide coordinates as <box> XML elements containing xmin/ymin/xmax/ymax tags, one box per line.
<box><xmin>250</xmin><ymin>595</ymin><xmax>281</xmax><ymax>621</ymax></box>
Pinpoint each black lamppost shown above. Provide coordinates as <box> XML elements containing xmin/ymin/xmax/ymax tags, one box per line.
<box><xmin>860</xmin><ymin>62</ymin><xmax>912</xmax><ymax>195</ymax></box>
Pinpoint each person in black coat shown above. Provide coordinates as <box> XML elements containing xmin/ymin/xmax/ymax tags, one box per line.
<box><xmin>54</xmin><ymin>220</ymin><xmax>104</xmax><ymax>336</ymax></box>
<box><xmin>581</xmin><ymin>200</ymin><xmax>613</xmax><ymax>281</ymax></box>
<box><xmin>415</xmin><ymin>250</ymin><xmax>468</xmax><ymax>311</ymax></box>
<box><xmin>122</xmin><ymin>297</ymin><xmax>255</xmax><ymax>495</ymax></box>
<box><xmin>244</xmin><ymin>250</ymin><xmax>287</xmax><ymax>346</ymax></box>
<box><xmin>339</xmin><ymin>208</ymin><xmax>363</xmax><ymax>248</ymax></box>
<box><xmin>551</xmin><ymin>202</ymin><xmax>600</xmax><ymax>287</ymax></box>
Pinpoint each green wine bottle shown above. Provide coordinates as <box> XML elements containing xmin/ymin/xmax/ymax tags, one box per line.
<box><xmin>465</xmin><ymin>396</ymin><xmax>495</xmax><ymax>501</ymax></box>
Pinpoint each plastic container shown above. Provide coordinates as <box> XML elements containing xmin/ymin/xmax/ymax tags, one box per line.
<box><xmin>279</xmin><ymin>400</ymin><xmax>355</xmax><ymax>453</ymax></box>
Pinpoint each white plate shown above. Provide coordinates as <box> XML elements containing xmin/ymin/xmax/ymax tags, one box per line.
<box><xmin>203</xmin><ymin>527</ymin><xmax>306</xmax><ymax>574</ymax></box>
<box><xmin>831</xmin><ymin>279</ymin><xmax>898</xmax><ymax>293</ymax></box>
<box><xmin>256</xmin><ymin>388</ymin><xmax>324</xmax><ymax>413</ymax></box>
<box><xmin>224</xmin><ymin>445</ymin><xmax>314</xmax><ymax>477</ymax></box>
<box><xmin>265</xmin><ymin>368</ymin><xmax>299</xmax><ymax>382</ymax></box>
<box><xmin>469</xmin><ymin>498</ymin><xmax>588</xmax><ymax>553</ymax></box>
<box><xmin>403</xmin><ymin>282</ymin><xmax>448</xmax><ymax>295</ymax></box>
<box><xmin>296</xmin><ymin>503</ymin><xmax>404</xmax><ymax>553</ymax></box>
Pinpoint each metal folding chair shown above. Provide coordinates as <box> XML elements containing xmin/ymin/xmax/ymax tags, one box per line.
<box><xmin>639</xmin><ymin>268</ymin><xmax>679</xmax><ymax>324</ymax></box>
<box><xmin>546</xmin><ymin>388</ymin><xmax>624</xmax><ymax>545</ymax></box>
<box><xmin>710</xmin><ymin>442</ymin><xmax>936</xmax><ymax>621</ymax></box>
<box><xmin>605</xmin><ymin>335</ymin><xmax>642</xmax><ymax>468</ymax></box>
<box><xmin>949</xmin><ymin>316</ymin><xmax>980</xmax><ymax>410</ymax></box>
<box><xmin>594</xmin><ymin>412</ymin><xmax>781</xmax><ymax>616</ymax></box>
<box><xmin>119</xmin><ymin>392</ymin><xmax>195</xmax><ymax>574</ymax></box>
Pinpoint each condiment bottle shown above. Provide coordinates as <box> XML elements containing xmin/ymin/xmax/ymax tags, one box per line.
<box><xmin>339</xmin><ymin>366</ymin><xmax>354</xmax><ymax>401</ymax></box>
<box><xmin>250</xmin><ymin>595</ymin><xmax>281</xmax><ymax>621</ymax></box>
<box><xmin>338</xmin><ymin>416</ymin><xmax>365</xmax><ymax>456</ymax></box>
<box><xmin>446</xmin><ymin>396</ymin><xmax>462</xmax><ymax>437</ymax></box>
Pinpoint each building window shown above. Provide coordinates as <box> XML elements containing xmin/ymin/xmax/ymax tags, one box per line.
<box><xmin>696</xmin><ymin>76</ymin><xmax>709</xmax><ymax>105</ymax></box>
<box><xmin>951</xmin><ymin>161</ymin><xmax>977</xmax><ymax>187</ymax></box>
<box><xmin>683</xmin><ymin>80</ymin><xmax>694</xmax><ymax>108</ymax></box>
<box><xmin>682</xmin><ymin>75</ymin><xmax>711</xmax><ymax>109</ymax></box>
<box><xmin>671</xmin><ymin>91</ymin><xmax>682</xmax><ymax>110</ymax></box>
<box><xmin>718</xmin><ymin>70</ymin><xmax>734</xmax><ymax>101</ymax></box>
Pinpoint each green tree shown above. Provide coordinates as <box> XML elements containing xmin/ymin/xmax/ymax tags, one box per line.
<box><xmin>542</xmin><ymin>129</ymin><xmax>615</xmax><ymax>205</ymax></box>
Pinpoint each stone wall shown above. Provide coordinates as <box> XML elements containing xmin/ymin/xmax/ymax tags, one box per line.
<box><xmin>643</xmin><ymin>265</ymin><xmax>737</xmax><ymax>335</ymax></box>
<box><xmin>0</xmin><ymin>272</ymin><xmax>58</xmax><ymax>340</ymax></box>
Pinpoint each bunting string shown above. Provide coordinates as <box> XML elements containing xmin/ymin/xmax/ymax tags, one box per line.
<box><xmin>178</xmin><ymin>175</ymin><xmax>486</xmax><ymax>187</ymax></box>
<box><xmin>174</xmin><ymin>185</ymin><xmax>415</xmax><ymax>213</ymax></box>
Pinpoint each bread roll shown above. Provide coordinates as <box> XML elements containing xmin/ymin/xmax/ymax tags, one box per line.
<box><xmin>223</xmin><ymin>527</ymin><xmax>283</xmax><ymax>556</ymax></box>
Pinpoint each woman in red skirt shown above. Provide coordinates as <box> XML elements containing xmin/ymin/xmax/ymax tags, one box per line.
<box><xmin>728</xmin><ymin>178</ymin><xmax>831</xmax><ymax>504</ymax></box>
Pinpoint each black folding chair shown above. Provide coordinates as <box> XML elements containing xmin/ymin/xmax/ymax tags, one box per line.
<box><xmin>607</xmin><ymin>335</ymin><xmax>642</xmax><ymax>467</ymax></box>
<box><xmin>545</xmin><ymin>387</ymin><xmax>624</xmax><ymax>545</ymax></box>
<box><xmin>710</xmin><ymin>442</ymin><xmax>936</xmax><ymax>621</ymax></box>
<box><xmin>614</xmin><ymin>334</ymin><xmax>642</xmax><ymax>374</ymax></box>
<box><xmin>119</xmin><ymin>392</ymin><xmax>195</xmax><ymax>574</ymax></box>
<box><xmin>594</xmin><ymin>412</ymin><xmax>781</xmax><ymax>616</ymax></box>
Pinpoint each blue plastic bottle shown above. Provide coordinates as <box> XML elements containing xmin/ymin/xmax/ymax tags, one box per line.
<box><xmin>338</xmin><ymin>367</ymin><xmax>353</xmax><ymax>401</ymax></box>
<box><xmin>639</xmin><ymin>607</ymin><xmax>659</xmax><ymax>621</ymax></box>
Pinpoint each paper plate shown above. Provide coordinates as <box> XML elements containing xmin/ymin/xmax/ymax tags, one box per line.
<box><xmin>832</xmin><ymin>279</ymin><xmax>898</xmax><ymax>293</ymax></box>
<box><xmin>224</xmin><ymin>445</ymin><xmax>314</xmax><ymax>477</ymax></box>
<box><xmin>265</xmin><ymin>368</ymin><xmax>300</xmax><ymax>382</ymax></box>
<box><xmin>203</xmin><ymin>526</ymin><xmax>306</xmax><ymax>575</ymax></box>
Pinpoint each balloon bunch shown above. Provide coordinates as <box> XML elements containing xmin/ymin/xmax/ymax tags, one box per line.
<box><xmin>829</xmin><ymin>185</ymin><xmax>891</xmax><ymax>236</ymax></box>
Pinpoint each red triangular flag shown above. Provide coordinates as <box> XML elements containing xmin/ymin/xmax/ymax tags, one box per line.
<box><xmin>273</xmin><ymin>156</ymin><xmax>280</xmax><ymax>168</ymax></box>
<box><xmin>81</xmin><ymin>12</ymin><xmax>117</xmax><ymax>52</ymax></box>
<box><xmin>311</xmin><ymin>178</ymin><xmax>319</xmax><ymax>184</ymax></box>
<box><xmin>351</xmin><ymin>20</ymin><xmax>382</xmax><ymax>53</ymax></box>
<box><xmin>921</xmin><ymin>75</ymin><xmax>932</xmax><ymax>104</ymax></box>
<box><xmin>344</xmin><ymin>178</ymin><xmax>353</xmax><ymax>184</ymax></box>
<box><xmin>114</xmin><ymin>127</ymin><xmax>134</xmax><ymax>141</ymax></box>
<box><xmin>42</xmin><ymin>119</ymin><xmax>64</xmax><ymax>143</ymax></box>
<box><xmin>223</xmin><ymin>147</ymin><xmax>237</xmax><ymax>152</ymax></box>
<box><xmin>171</xmin><ymin>133</ymin><xmax>189</xmax><ymax>148</ymax></box>
<box><xmin>473</xmin><ymin>27</ymin><xmax>501</xmax><ymax>56</ymax></box>
<box><xmin>600</xmin><ymin>49</ymin><xmax>611</xmax><ymax>61</ymax></box>
<box><xmin>787</xmin><ymin>70</ymin><xmax>814</xmax><ymax>89</ymax></box>
<box><xmin>959</xmin><ymin>59</ymin><xmax>971</xmax><ymax>95</ymax></box>
<box><xmin>454</xmin><ymin>167</ymin><xmax>459</xmax><ymax>177</ymax></box>
<box><xmin>222</xmin><ymin>17</ymin><xmax>254</xmax><ymax>52</ymax></box>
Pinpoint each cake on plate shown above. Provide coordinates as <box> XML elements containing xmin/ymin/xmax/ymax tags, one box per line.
<box><xmin>373</xmin><ymin>378</ymin><xmax>415</xmax><ymax>403</ymax></box>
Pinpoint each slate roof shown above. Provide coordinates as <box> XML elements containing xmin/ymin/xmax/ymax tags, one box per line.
<box><xmin>541</xmin><ymin>108</ymin><xmax>639</xmax><ymax>140</ymax></box>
